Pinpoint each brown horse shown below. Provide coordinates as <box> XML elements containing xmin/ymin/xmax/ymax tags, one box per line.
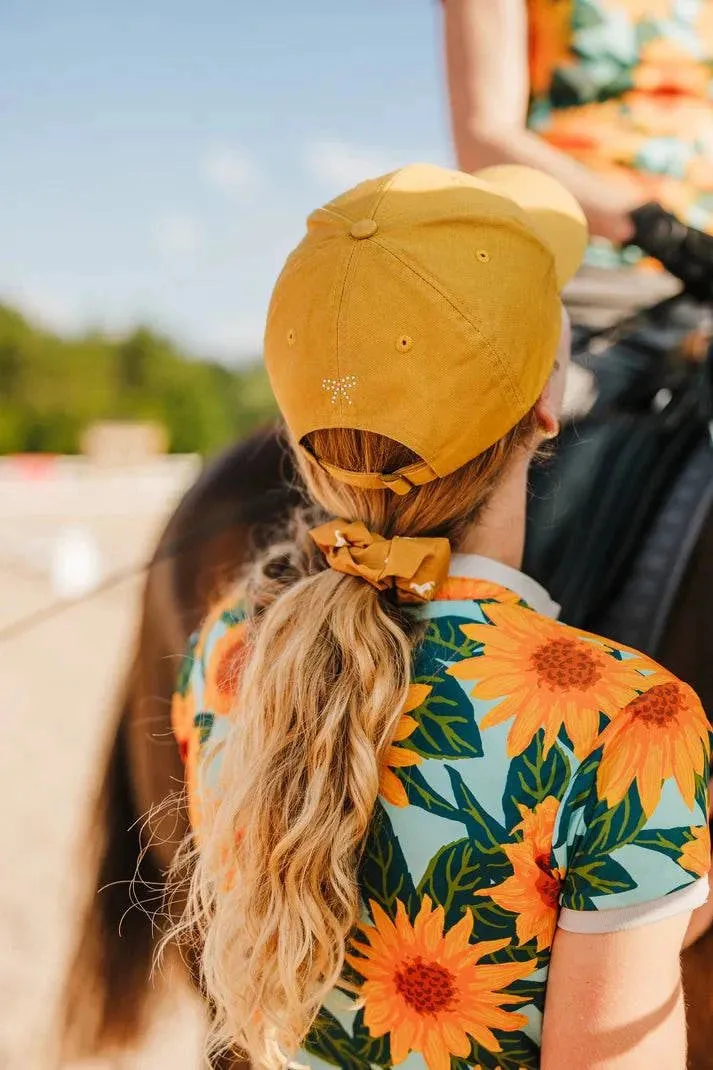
<box><xmin>59</xmin><ymin>409</ymin><xmax>713</xmax><ymax>1067</ymax></box>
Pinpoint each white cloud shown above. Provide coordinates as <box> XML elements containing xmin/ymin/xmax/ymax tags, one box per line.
<box><xmin>154</xmin><ymin>214</ymin><xmax>203</xmax><ymax>256</ymax></box>
<box><xmin>304</xmin><ymin>139</ymin><xmax>416</xmax><ymax>191</ymax></box>
<box><xmin>201</xmin><ymin>147</ymin><xmax>255</xmax><ymax>195</ymax></box>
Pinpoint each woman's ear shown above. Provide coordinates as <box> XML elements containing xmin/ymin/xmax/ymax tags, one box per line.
<box><xmin>534</xmin><ymin>384</ymin><xmax>560</xmax><ymax>439</ymax></box>
<box><xmin>535</xmin><ymin>306</ymin><xmax>571</xmax><ymax>439</ymax></box>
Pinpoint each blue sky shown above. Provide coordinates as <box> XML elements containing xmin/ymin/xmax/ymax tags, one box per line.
<box><xmin>1</xmin><ymin>1</ymin><xmax>452</xmax><ymax>362</ymax></box>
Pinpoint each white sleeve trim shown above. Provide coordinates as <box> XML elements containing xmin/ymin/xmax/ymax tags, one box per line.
<box><xmin>558</xmin><ymin>877</ymin><xmax>709</xmax><ymax>934</ymax></box>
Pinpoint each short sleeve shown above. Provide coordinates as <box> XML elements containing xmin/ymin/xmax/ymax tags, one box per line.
<box><xmin>554</xmin><ymin>673</ymin><xmax>711</xmax><ymax>933</ymax></box>
<box><xmin>171</xmin><ymin>589</ymin><xmax>248</xmax><ymax>833</ymax></box>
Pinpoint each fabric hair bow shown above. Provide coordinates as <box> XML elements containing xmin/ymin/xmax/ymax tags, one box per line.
<box><xmin>309</xmin><ymin>519</ymin><xmax>451</xmax><ymax>604</ymax></box>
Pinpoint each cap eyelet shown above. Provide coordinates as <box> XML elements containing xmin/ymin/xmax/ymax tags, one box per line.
<box><xmin>476</xmin><ymin>249</ymin><xmax>490</xmax><ymax>263</ymax></box>
<box><xmin>396</xmin><ymin>334</ymin><xmax>413</xmax><ymax>353</ymax></box>
<box><xmin>287</xmin><ymin>328</ymin><xmax>296</xmax><ymax>346</ymax></box>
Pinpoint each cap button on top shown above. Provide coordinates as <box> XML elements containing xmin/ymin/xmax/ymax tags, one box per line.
<box><xmin>350</xmin><ymin>218</ymin><xmax>378</xmax><ymax>240</ymax></box>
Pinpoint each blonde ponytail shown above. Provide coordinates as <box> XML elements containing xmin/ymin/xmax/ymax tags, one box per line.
<box><xmin>176</xmin><ymin>417</ymin><xmax>538</xmax><ymax>1067</ymax></box>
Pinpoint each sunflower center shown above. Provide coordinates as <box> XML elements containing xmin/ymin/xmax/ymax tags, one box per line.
<box><xmin>531</xmin><ymin>638</ymin><xmax>601</xmax><ymax>691</ymax></box>
<box><xmin>393</xmin><ymin>956</ymin><xmax>456</xmax><ymax>1016</ymax></box>
<box><xmin>216</xmin><ymin>641</ymin><xmax>247</xmax><ymax>696</ymax></box>
<box><xmin>535</xmin><ymin>854</ymin><xmax>563</xmax><ymax>909</ymax></box>
<box><xmin>628</xmin><ymin>682</ymin><xmax>682</xmax><ymax>727</ymax></box>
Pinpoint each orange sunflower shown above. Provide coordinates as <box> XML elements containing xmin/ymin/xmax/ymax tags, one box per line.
<box><xmin>448</xmin><ymin>604</ymin><xmax>648</xmax><ymax>758</ymax></box>
<box><xmin>477</xmin><ymin>797</ymin><xmax>564</xmax><ymax>951</ymax></box>
<box><xmin>170</xmin><ymin>686</ymin><xmax>194</xmax><ymax>758</ymax></box>
<box><xmin>435</xmin><ymin>577</ymin><xmax>521</xmax><ymax>605</ymax></box>
<box><xmin>527</xmin><ymin>0</ymin><xmax>573</xmax><ymax>98</ymax></box>
<box><xmin>347</xmin><ymin>897</ymin><xmax>531</xmax><ymax>1070</ymax></box>
<box><xmin>380</xmin><ymin>684</ymin><xmax>431</xmax><ymax>807</ymax></box>
<box><xmin>678</xmin><ymin>824</ymin><xmax>712</xmax><ymax>879</ymax></box>
<box><xmin>202</xmin><ymin>620</ymin><xmax>250</xmax><ymax>716</ymax></box>
<box><xmin>596</xmin><ymin>675</ymin><xmax>710</xmax><ymax>817</ymax></box>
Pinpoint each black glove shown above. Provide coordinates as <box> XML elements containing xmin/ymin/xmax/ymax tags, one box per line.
<box><xmin>630</xmin><ymin>202</ymin><xmax>713</xmax><ymax>301</ymax></box>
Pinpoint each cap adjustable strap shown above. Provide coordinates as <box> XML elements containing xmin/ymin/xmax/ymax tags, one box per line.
<box><xmin>300</xmin><ymin>447</ymin><xmax>440</xmax><ymax>496</ymax></box>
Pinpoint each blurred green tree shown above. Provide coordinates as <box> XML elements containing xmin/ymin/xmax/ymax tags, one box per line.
<box><xmin>0</xmin><ymin>304</ymin><xmax>277</xmax><ymax>455</ymax></box>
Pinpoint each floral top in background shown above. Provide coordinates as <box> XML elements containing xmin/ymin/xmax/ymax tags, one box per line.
<box><xmin>527</xmin><ymin>0</ymin><xmax>713</xmax><ymax>266</ymax></box>
<box><xmin>172</xmin><ymin>559</ymin><xmax>710</xmax><ymax>1070</ymax></box>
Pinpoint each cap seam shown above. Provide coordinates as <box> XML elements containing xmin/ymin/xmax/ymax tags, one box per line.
<box><xmin>330</xmin><ymin>173</ymin><xmax>397</xmax><ymax>420</ymax></box>
<box><xmin>315</xmin><ymin>171</ymin><xmax>398</xmax><ymax>229</ymax></box>
<box><xmin>372</xmin><ymin>236</ymin><xmax>523</xmax><ymax>407</ymax></box>
<box><xmin>334</xmin><ymin>239</ymin><xmax>361</xmax><ymax>423</ymax></box>
<box><xmin>370</xmin><ymin>229</ymin><xmax>556</xmax><ymax>408</ymax></box>
<box><xmin>368</xmin><ymin>169</ymin><xmax>401</xmax><ymax>218</ymax></box>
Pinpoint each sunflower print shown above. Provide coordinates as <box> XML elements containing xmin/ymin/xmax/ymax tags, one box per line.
<box><xmin>595</xmin><ymin>674</ymin><xmax>710</xmax><ymax>816</ymax></box>
<box><xmin>435</xmin><ymin>576</ymin><xmax>522</xmax><ymax>604</ymax></box>
<box><xmin>477</xmin><ymin>797</ymin><xmax>565</xmax><ymax>951</ymax></box>
<box><xmin>449</xmin><ymin>604</ymin><xmax>650</xmax><ymax>758</ymax></box>
<box><xmin>679</xmin><ymin>824</ymin><xmax>712</xmax><ymax>878</ymax></box>
<box><xmin>526</xmin><ymin>0</ymin><xmax>713</xmax><ymax>256</ymax></box>
<box><xmin>348</xmin><ymin>898</ymin><xmax>531</xmax><ymax>1070</ymax></box>
<box><xmin>174</xmin><ymin>575</ymin><xmax>710</xmax><ymax>1069</ymax></box>
<box><xmin>202</xmin><ymin>619</ymin><xmax>249</xmax><ymax>717</ymax></box>
<box><xmin>380</xmin><ymin>684</ymin><xmax>431</xmax><ymax>808</ymax></box>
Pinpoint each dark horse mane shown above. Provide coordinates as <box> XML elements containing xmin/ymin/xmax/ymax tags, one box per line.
<box><xmin>59</xmin><ymin>426</ymin><xmax>301</xmax><ymax>1058</ymax></box>
<box><xmin>59</xmin><ymin>422</ymin><xmax>713</xmax><ymax>1068</ymax></box>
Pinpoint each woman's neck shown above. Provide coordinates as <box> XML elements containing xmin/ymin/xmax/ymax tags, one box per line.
<box><xmin>457</xmin><ymin>457</ymin><xmax>529</xmax><ymax>569</ymax></box>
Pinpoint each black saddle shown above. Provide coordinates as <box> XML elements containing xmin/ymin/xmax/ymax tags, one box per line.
<box><xmin>524</xmin><ymin>297</ymin><xmax>713</xmax><ymax>653</ymax></box>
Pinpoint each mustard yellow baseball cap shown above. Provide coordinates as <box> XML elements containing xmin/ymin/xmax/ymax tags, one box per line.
<box><xmin>264</xmin><ymin>163</ymin><xmax>587</xmax><ymax>494</ymax></box>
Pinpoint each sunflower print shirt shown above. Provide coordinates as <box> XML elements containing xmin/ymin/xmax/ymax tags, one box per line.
<box><xmin>526</xmin><ymin>0</ymin><xmax>713</xmax><ymax>266</ymax></box>
<box><xmin>172</xmin><ymin>554</ymin><xmax>711</xmax><ymax>1070</ymax></box>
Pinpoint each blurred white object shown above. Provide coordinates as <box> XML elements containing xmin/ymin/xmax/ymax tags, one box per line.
<box><xmin>50</xmin><ymin>526</ymin><xmax>102</xmax><ymax>599</ymax></box>
<box><xmin>562</xmin><ymin>361</ymin><xmax>598</xmax><ymax>419</ymax></box>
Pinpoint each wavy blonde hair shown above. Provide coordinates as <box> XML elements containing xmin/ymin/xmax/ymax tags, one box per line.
<box><xmin>176</xmin><ymin>414</ymin><xmax>538</xmax><ymax>1067</ymax></box>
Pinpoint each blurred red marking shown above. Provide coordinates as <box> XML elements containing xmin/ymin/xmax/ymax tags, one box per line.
<box><xmin>8</xmin><ymin>454</ymin><xmax>59</xmax><ymax>480</ymax></box>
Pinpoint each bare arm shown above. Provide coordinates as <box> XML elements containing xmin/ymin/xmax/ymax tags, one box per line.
<box><xmin>442</xmin><ymin>0</ymin><xmax>641</xmax><ymax>244</ymax></box>
<box><xmin>541</xmin><ymin>914</ymin><xmax>690</xmax><ymax>1069</ymax></box>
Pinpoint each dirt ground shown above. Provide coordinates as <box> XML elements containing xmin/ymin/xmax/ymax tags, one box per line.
<box><xmin>0</xmin><ymin>458</ymin><xmax>206</xmax><ymax>1069</ymax></box>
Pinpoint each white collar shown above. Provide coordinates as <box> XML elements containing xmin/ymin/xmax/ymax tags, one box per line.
<box><xmin>448</xmin><ymin>553</ymin><xmax>560</xmax><ymax>620</ymax></box>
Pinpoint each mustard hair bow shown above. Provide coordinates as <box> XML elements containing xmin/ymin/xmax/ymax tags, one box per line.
<box><xmin>309</xmin><ymin>519</ymin><xmax>451</xmax><ymax>604</ymax></box>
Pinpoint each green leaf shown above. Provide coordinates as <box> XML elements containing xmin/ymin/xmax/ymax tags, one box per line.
<box><xmin>554</xmin><ymin>750</ymin><xmax>600</xmax><ymax>851</ymax></box>
<box><xmin>175</xmin><ymin>630</ymin><xmax>199</xmax><ymax>696</ymax></box>
<box><xmin>398</xmin><ymin>766</ymin><xmax>463</xmax><ymax>825</ymax></box>
<box><xmin>417</xmin><ymin>838</ymin><xmax>490</xmax><ymax>928</ymax></box>
<box><xmin>502</xmin><ymin>733</ymin><xmax>570</xmax><ymax>828</ymax></box>
<box><xmin>220</xmin><ymin>603</ymin><xmax>246</xmax><ymax>627</ymax></box>
<box><xmin>470</xmin><ymin>1027</ymin><xmax>540</xmax><ymax>1069</ymax></box>
<box><xmin>352</xmin><ymin>1008</ymin><xmax>391</xmax><ymax>1068</ymax></box>
<box><xmin>193</xmin><ymin>711</ymin><xmax>215</xmax><ymax>745</ymax></box>
<box><xmin>304</xmin><ymin>1008</ymin><xmax>370</xmax><ymax>1070</ymax></box>
<box><xmin>422</xmin><ymin>615</ymin><xmax>483</xmax><ymax>662</ymax></box>
<box><xmin>565</xmin><ymin>853</ymin><xmax>638</xmax><ymax>901</ymax></box>
<box><xmin>445</xmin><ymin>765</ymin><xmax>509</xmax><ymax>857</ymax></box>
<box><xmin>571</xmin><ymin>1</ymin><xmax>605</xmax><ymax>32</ymax></box>
<box><xmin>476</xmin><ymin>934</ymin><xmax>549</xmax><ymax>971</ymax></box>
<box><xmin>359</xmin><ymin>802</ymin><xmax>419</xmax><ymax>920</ymax></box>
<box><xmin>469</xmin><ymin>896</ymin><xmax>519</xmax><ymax>946</ymax></box>
<box><xmin>695</xmin><ymin>769</ymin><xmax>710</xmax><ymax>815</ymax></box>
<box><xmin>635</xmin><ymin>826</ymin><xmax>698</xmax><ymax>861</ymax></box>
<box><xmin>406</xmin><ymin>671</ymin><xmax>483</xmax><ymax>761</ymax></box>
<box><xmin>563</xmin><ymin>888</ymin><xmax>595</xmax><ymax>911</ymax></box>
<box><xmin>507</xmin><ymin>974</ymin><xmax>548</xmax><ymax>1007</ymax></box>
<box><xmin>582</xmin><ymin>787</ymin><xmax>646</xmax><ymax>859</ymax></box>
